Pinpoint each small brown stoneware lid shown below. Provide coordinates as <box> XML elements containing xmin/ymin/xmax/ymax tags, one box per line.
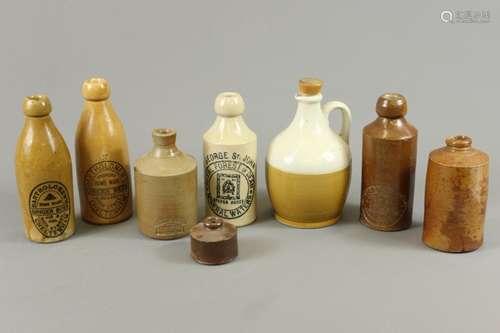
<box><xmin>190</xmin><ymin>216</ymin><xmax>238</xmax><ymax>265</ymax></box>
<box><xmin>298</xmin><ymin>78</ymin><xmax>323</xmax><ymax>96</ymax></box>
<box><xmin>22</xmin><ymin>95</ymin><xmax>52</xmax><ymax>117</ymax></box>
<box><xmin>82</xmin><ymin>77</ymin><xmax>110</xmax><ymax>101</ymax></box>
<box><xmin>430</xmin><ymin>135</ymin><xmax>489</xmax><ymax>168</ymax></box>
<box><xmin>376</xmin><ymin>93</ymin><xmax>407</xmax><ymax>118</ymax></box>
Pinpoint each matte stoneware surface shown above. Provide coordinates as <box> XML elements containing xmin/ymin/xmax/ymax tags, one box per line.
<box><xmin>360</xmin><ymin>93</ymin><xmax>417</xmax><ymax>231</ymax></box>
<box><xmin>422</xmin><ymin>135</ymin><xmax>489</xmax><ymax>253</ymax></box>
<box><xmin>134</xmin><ymin>128</ymin><xmax>197</xmax><ymax>240</ymax></box>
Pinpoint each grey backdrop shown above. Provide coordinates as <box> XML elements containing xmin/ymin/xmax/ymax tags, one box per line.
<box><xmin>1</xmin><ymin>1</ymin><xmax>499</xmax><ymax>332</ymax></box>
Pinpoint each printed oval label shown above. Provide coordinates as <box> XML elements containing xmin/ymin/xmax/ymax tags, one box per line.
<box><xmin>84</xmin><ymin>160</ymin><xmax>130</xmax><ymax>219</ymax></box>
<box><xmin>29</xmin><ymin>181</ymin><xmax>70</xmax><ymax>237</ymax></box>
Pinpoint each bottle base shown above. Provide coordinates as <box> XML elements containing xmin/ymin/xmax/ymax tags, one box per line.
<box><xmin>275</xmin><ymin>214</ymin><xmax>339</xmax><ymax>229</ymax></box>
<box><xmin>81</xmin><ymin>213</ymin><xmax>132</xmax><ymax>225</ymax></box>
<box><xmin>359</xmin><ymin>217</ymin><xmax>411</xmax><ymax>232</ymax></box>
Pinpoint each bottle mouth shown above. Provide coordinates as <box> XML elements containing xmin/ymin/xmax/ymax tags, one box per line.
<box><xmin>446</xmin><ymin>135</ymin><xmax>472</xmax><ymax>149</ymax></box>
<box><xmin>23</xmin><ymin>94</ymin><xmax>52</xmax><ymax>117</ymax></box>
<box><xmin>152</xmin><ymin>128</ymin><xmax>176</xmax><ymax>145</ymax></box>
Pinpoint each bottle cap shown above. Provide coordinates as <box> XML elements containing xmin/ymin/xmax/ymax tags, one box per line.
<box><xmin>214</xmin><ymin>92</ymin><xmax>245</xmax><ymax>117</ymax></box>
<box><xmin>298</xmin><ymin>78</ymin><xmax>323</xmax><ymax>96</ymax></box>
<box><xmin>82</xmin><ymin>78</ymin><xmax>110</xmax><ymax>101</ymax></box>
<box><xmin>152</xmin><ymin>128</ymin><xmax>176</xmax><ymax>146</ymax></box>
<box><xmin>190</xmin><ymin>216</ymin><xmax>238</xmax><ymax>265</ymax></box>
<box><xmin>22</xmin><ymin>95</ymin><xmax>52</xmax><ymax>117</ymax></box>
<box><xmin>376</xmin><ymin>93</ymin><xmax>407</xmax><ymax>118</ymax></box>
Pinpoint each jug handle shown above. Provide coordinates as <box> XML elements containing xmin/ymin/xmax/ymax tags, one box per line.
<box><xmin>322</xmin><ymin>101</ymin><xmax>352</xmax><ymax>143</ymax></box>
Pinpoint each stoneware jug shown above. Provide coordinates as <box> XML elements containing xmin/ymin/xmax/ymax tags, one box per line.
<box><xmin>75</xmin><ymin>78</ymin><xmax>133</xmax><ymax>225</ymax></box>
<box><xmin>360</xmin><ymin>93</ymin><xmax>417</xmax><ymax>231</ymax></box>
<box><xmin>134</xmin><ymin>128</ymin><xmax>197</xmax><ymax>240</ymax></box>
<box><xmin>422</xmin><ymin>135</ymin><xmax>489</xmax><ymax>253</ymax></box>
<box><xmin>203</xmin><ymin>92</ymin><xmax>257</xmax><ymax>227</ymax></box>
<box><xmin>266</xmin><ymin>78</ymin><xmax>352</xmax><ymax>228</ymax></box>
<box><xmin>15</xmin><ymin>95</ymin><xmax>76</xmax><ymax>242</ymax></box>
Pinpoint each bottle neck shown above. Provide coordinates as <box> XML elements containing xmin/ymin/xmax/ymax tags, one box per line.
<box><xmin>291</xmin><ymin>94</ymin><xmax>327</xmax><ymax>129</ymax></box>
<box><xmin>150</xmin><ymin>143</ymin><xmax>181</xmax><ymax>158</ymax></box>
<box><xmin>212</xmin><ymin>115</ymin><xmax>249</xmax><ymax>134</ymax></box>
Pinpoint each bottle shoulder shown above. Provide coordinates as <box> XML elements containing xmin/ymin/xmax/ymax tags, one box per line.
<box><xmin>203</xmin><ymin>116</ymin><xmax>257</xmax><ymax>146</ymax></box>
<box><xmin>16</xmin><ymin>119</ymin><xmax>71</xmax><ymax>165</ymax></box>
<box><xmin>135</xmin><ymin>151</ymin><xmax>197</xmax><ymax>177</ymax></box>
<box><xmin>363</xmin><ymin>117</ymin><xmax>417</xmax><ymax>140</ymax></box>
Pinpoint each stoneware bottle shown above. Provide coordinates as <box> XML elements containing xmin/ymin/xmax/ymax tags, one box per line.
<box><xmin>15</xmin><ymin>95</ymin><xmax>76</xmax><ymax>243</ymax></box>
<box><xmin>422</xmin><ymin>135</ymin><xmax>489</xmax><ymax>253</ymax></box>
<box><xmin>266</xmin><ymin>78</ymin><xmax>352</xmax><ymax>228</ymax></box>
<box><xmin>75</xmin><ymin>78</ymin><xmax>132</xmax><ymax>224</ymax></box>
<box><xmin>134</xmin><ymin>128</ymin><xmax>197</xmax><ymax>239</ymax></box>
<box><xmin>360</xmin><ymin>93</ymin><xmax>417</xmax><ymax>231</ymax></box>
<box><xmin>203</xmin><ymin>92</ymin><xmax>257</xmax><ymax>227</ymax></box>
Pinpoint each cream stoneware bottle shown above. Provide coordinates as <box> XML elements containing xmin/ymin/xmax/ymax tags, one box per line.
<box><xmin>203</xmin><ymin>92</ymin><xmax>257</xmax><ymax>227</ymax></box>
<box><xmin>266</xmin><ymin>78</ymin><xmax>352</xmax><ymax>228</ymax></box>
<box><xmin>15</xmin><ymin>95</ymin><xmax>76</xmax><ymax>242</ymax></box>
<box><xmin>75</xmin><ymin>78</ymin><xmax>132</xmax><ymax>224</ymax></box>
<box><xmin>135</xmin><ymin>128</ymin><xmax>198</xmax><ymax>239</ymax></box>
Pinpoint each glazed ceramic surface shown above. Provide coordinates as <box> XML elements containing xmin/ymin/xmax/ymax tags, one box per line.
<box><xmin>134</xmin><ymin>129</ymin><xmax>197</xmax><ymax>240</ymax></box>
<box><xmin>15</xmin><ymin>95</ymin><xmax>76</xmax><ymax>243</ymax></box>
<box><xmin>75</xmin><ymin>78</ymin><xmax>132</xmax><ymax>225</ymax></box>
<box><xmin>422</xmin><ymin>135</ymin><xmax>489</xmax><ymax>253</ymax></box>
<box><xmin>266</xmin><ymin>78</ymin><xmax>352</xmax><ymax>228</ymax></box>
<box><xmin>360</xmin><ymin>93</ymin><xmax>417</xmax><ymax>231</ymax></box>
<box><xmin>203</xmin><ymin>92</ymin><xmax>257</xmax><ymax>227</ymax></box>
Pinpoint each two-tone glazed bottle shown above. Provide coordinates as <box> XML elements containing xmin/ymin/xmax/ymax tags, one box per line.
<box><xmin>203</xmin><ymin>92</ymin><xmax>257</xmax><ymax>227</ymax></box>
<box><xmin>266</xmin><ymin>78</ymin><xmax>352</xmax><ymax>228</ymax></box>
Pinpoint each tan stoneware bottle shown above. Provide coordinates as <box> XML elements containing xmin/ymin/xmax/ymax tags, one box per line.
<box><xmin>75</xmin><ymin>78</ymin><xmax>132</xmax><ymax>224</ymax></box>
<box><xmin>203</xmin><ymin>92</ymin><xmax>257</xmax><ymax>227</ymax></box>
<box><xmin>360</xmin><ymin>93</ymin><xmax>417</xmax><ymax>231</ymax></box>
<box><xmin>266</xmin><ymin>78</ymin><xmax>352</xmax><ymax>228</ymax></box>
<box><xmin>422</xmin><ymin>135</ymin><xmax>489</xmax><ymax>253</ymax></box>
<box><xmin>15</xmin><ymin>95</ymin><xmax>76</xmax><ymax>243</ymax></box>
<box><xmin>134</xmin><ymin>128</ymin><xmax>197</xmax><ymax>239</ymax></box>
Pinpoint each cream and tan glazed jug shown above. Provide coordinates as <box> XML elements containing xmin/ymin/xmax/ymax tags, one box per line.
<box><xmin>266</xmin><ymin>78</ymin><xmax>352</xmax><ymax>228</ymax></box>
<box><xmin>135</xmin><ymin>128</ymin><xmax>197</xmax><ymax>239</ymax></box>
<box><xmin>203</xmin><ymin>92</ymin><xmax>257</xmax><ymax>227</ymax></box>
<box><xmin>15</xmin><ymin>95</ymin><xmax>76</xmax><ymax>242</ymax></box>
<box><xmin>75</xmin><ymin>78</ymin><xmax>132</xmax><ymax>224</ymax></box>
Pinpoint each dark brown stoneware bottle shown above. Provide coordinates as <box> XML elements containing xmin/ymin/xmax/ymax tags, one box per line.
<box><xmin>422</xmin><ymin>135</ymin><xmax>489</xmax><ymax>253</ymax></box>
<box><xmin>360</xmin><ymin>93</ymin><xmax>417</xmax><ymax>231</ymax></box>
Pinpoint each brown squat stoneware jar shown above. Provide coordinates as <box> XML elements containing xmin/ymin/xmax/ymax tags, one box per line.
<box><xmin>15</xmin><ymin>95</ymin><xmax>76</xmax><ymax>243</ymax></box>
<box><xmin>360</xmin><ymin>93</ymin><xmax>417</xmax><ymax>231</ymax></box>
<box><xmin>190</xmin><ymin>216</ymin><xmax>238</xmax><ymax>265</ymax></box>
<box><xmin>75</xmin><ymin>78</ymin><xmax>132</xmax><ymax>225</ymax></box>
<box><xmin>422</xmin><ymin>135</ymin><xmax>489</xmax><ymax>253</ymax></box>
<box><xmin>134</xmin><ymin>128</ymin><xmax>197</xmax><ymax>240</ymax></box>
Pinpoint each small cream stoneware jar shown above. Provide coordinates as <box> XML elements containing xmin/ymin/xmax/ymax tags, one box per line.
<box><xmin>203</xmin><ymin>92</ymin><xmax>257</xmax><ymax>227</ymax></box>
<box><xmin>266</xmin><ymin>78</ymin><xmax>352</xmax><ymax>228</ymax></box>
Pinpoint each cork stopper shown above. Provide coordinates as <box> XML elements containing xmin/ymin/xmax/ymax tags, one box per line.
<box><xmin>82</xmin><ymin>78</ymin><xmax>110</xmax><ymax>101</ymax></box>
<box><xmin>214</xmin><ymin>92</ymin><xmax>245</xmax><ymax>117</ymax></box>
<box><xmin>446</xmin><ymin>135</ymin><xmax>472</xmax><ymax>150</ymax></box>
<box><xmin>298</xmin><ymin>78</ymin><xmax>323</xmax><ymax>96</ymax></box>
<box><xmin>190</xmin><ymin>216</ymin><xmax>238</xmax><ymax>265</ymax></box>
<box><xmin>376</xmin><ymin>93</ymin><xmax>407</xmax><ymax>118</ymax></box>
<box><xmin>152</xmin><ymin>128</ymin><xmax>176</xmax><ymax>146</ymax></box>
<box><xmin>22</xmin><ymin>95</ymin><xmax>52</xmax><ymax>117</ymax></box>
